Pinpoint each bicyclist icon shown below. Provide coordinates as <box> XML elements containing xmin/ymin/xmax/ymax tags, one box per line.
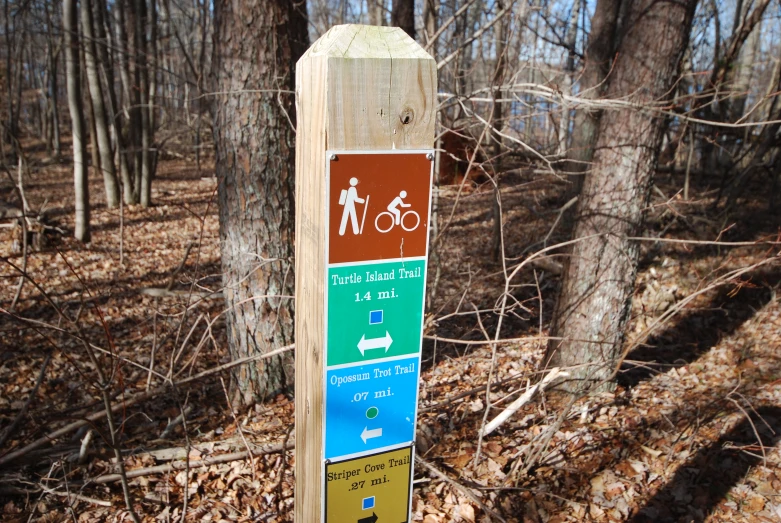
<box><xmin>375</xmin><ymin>190</ymin><xmax>420</xmax><ymax>233</ymax></box>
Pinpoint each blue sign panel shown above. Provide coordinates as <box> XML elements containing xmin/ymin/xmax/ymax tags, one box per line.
<box><xmin>325</xmin><ymin>357</ymin><xmax>419</xmax><ymax>459</ymax></box>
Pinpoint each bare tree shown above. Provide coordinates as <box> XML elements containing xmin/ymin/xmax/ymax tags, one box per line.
<box><xmin>392</xmin><ymin>0</ymin><xmax>414</xmax><ymax>39</ymax></box>
<box><xmin>63</xmin><ymin>0</ymin><xmax>90</xmax><ymax>241</ymax></box>
<box><xmin>81</xmin><ymin>0</ymin><xmax>120</xmax><ymax>208</ymax></box>
<box><xmin>546</xmin><ymin>0</ymin><xmax>698</xmax><ymax>390</ymax></box>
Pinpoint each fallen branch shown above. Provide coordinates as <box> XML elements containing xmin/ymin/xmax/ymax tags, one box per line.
<box><xmin>480</xmin><ymin>367</ymin><xmax>568</xmax><ymax>437</ymax></box>
<box><xmin>41</xmin><ymin>485</ymin><xmax>112</xmax><ymax>507</ymax></box>
<box><xmin>92</xmin><ymin>440</ymin><xmax>291</xmax><ymax>484</ymax></box>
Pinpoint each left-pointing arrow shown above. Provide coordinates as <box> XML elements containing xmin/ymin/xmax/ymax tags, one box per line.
<box><xmin>358</xmin><ymin>512</ymin><xmax>378</xmax><ymax>523</ymax></box>
<box><xmin>357</xmin><ymin>331</ymin><xmax>393</xmax><ymax>356</ymax></box>
<box><xmin>360</xmin><ymin>426</ymin><xmax>382</xmax><ymax>443</ymax></box>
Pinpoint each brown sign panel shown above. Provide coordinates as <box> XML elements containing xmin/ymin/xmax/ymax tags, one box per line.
<box><xmin>328</xmin><ymin>152</ymin><xmax>432</xmax><ymax>264</ymax></box>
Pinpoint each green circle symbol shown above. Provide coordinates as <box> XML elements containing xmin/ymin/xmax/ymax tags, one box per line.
<box><xmin>366</xmin><ymin>406</ymin><xmax>379</xmax><ymax>419</ymax></box>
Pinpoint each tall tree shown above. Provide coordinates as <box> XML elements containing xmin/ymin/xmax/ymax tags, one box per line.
<box><xmin>392</xmin><ymin>0</ymin><xmax>414</xmax><ymax>39</ymax></box>
<box><xmin>81</xmin><ymin>0</ymin><xmax>120</xmax><ymax>208</ymax></box>
<box><xmin>134</xmin><ymin>0</ymin><xmax>153</xmax><ymax>207</ymax></box>
<box><xmin>212</xmin><ymin>0</ymin><xmax>308</xmax><ymax>405</ymax></box>
<box><xmin>546</xmin><ymin>0</ymin><xmax>698</xmax><ymax>390</ymax></box>
<box><xmin>63</xmin><ymin>0</ymin><xmax>90</xmax><ymax>241</ymax></box>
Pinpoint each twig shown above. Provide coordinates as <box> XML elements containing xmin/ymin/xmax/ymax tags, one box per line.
<box><xmin>159</xmin><ymin>405</ymin><xmax>193</xmax><ymax>440</ymax></box>
<box><xmin>40</xmin><ymin>485</ymin><xmax>112</xmax><ymax>507</ymax></box>
<box><xmin>480</xmin><ymin>367</ymin><xmax>568</xmax><ymax>437</ymax></box>
<box><xmin>220</xmin><ymin>377</ymin><xmax>256</xmax><ymax>480</ymax></box>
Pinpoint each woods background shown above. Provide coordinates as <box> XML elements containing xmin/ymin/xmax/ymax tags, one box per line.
<box><xmin>1</xmin><ymin>0</ymin><xmax>780</xmax><ymax>521</ymax></box>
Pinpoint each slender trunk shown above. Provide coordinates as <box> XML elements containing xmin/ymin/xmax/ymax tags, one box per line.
<box><xmin>50</xmin><ymin>41</ymin><xmax>61</xmax><ymax>158</ymax></box>
<box><xmin>212</xmin><ymin>0</ymin><xmax>308</xmax><ymax>404</ymax></box>
<box><xmin>95</xmin><ymin>0</ymin><xmax>133</xmax><ymax>204</ymax></box>
<box><xmin>490</xmin><ymin>1</ymin><xmax>508</xmax><ymax>261</ymax></box>
<box><xmin>391</xmin><ymin>0</ymin><xmax>414</xmax><ymax>39</ymax></box>
<box><xmin>64</xmin><ymin>0</ymin><xmax>90</xmax><ymax>241</ymax></box>
<box><xmin>148</xmin><ymin>0</ymin><xmax>158</xmax><ymax>134</ymax></box>
<box><xmin>368</xmin><ymin>0</ymin><xmax>383</xmax><ymax>26</ymax></box>
<box><xmin>81</xmin><ymin>0</ymin><xmax>120</xmax><ymax>208</ymax></box>
<box><xmin>135</xmin><ymin>0</ymin><xmax>152</xmax><ymax>207</ymax></box>
<box><xmin>557</xmin><ymin>0</ymin><xmax>582</xmax><ymax>157</ymax></box>
<box><xmin>116</xmin><ymin>0</ymin><xmax>139</xmax><ymax>203</ymax></box>
<box><xmin>423</xmin><ymin>0</ymin><xmax>437</xmax><ymax>47</ymax></box>
<box><xmin>546</xmin><ymin>0</ymin><xmax>698</xmax><ymax>391</ymax></box>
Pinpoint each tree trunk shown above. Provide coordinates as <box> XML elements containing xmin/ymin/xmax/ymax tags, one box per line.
<box><xmin>563</xmin><ymin>0</ymin><xmax>621</xmax><ymax>201</ymax></box>
<box><xmin>546</xmin><ymin>0</ymin><xmax>697</xmax><ymax>391</ymax></box>
<box><xmin>95</xmin><ymin>0</ymin><xmax>133</xmax><ymax>204</ymax></box>
<box><xmin>423</xmin><ymin>0</ymin><xmax>437</xmax><ymax>47</ymax></box>
<box><xmin>135</xmin><ymin>0</ymin><xmax>152</xmax><ymax>207</ymax></box>
<box><xmin>64</xmin><ymin>0</ymin><xmax>90</xmax><ymax>242</ymax></box>
<box><xmin>81</xmin><ymin>0</ymin><xmax>121</xmax><ymax>208</ymax></box>
<box><xmin>48</xmin><ymin>33</ymin><xmax>61</xmax><ymax>158</ymax></box>
<box><xmin>368</xmin><ymin>0</ymin><xmax>383</xmax><ymax>26</ymax></box>
<box><xmin>557</xmin><ymin>0</ymin><xmax>582</xmax><ymax>157</ymax></box>
<box><xmin>490</xmin><ymin>1</ymin><xmax>509</xmax><ymax>261</ymax></box>
<box><xmin>392</xmin><ymin>0</ymin><xmax>414</xmax><ymax>39</ymax></box>
<box><xmin>115</xmin><ymin>0</ymin><xmax>140</xmax><ymax>203</ymax></box>
<box><xmin>212</xmin><ymin>0</ymin><xmax>308</xmax><ymax>405</ymax></box>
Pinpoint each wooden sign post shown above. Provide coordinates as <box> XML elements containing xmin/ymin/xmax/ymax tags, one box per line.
<box><xmin>294</xmin><ymin>25</ymin><xmax>436</xmax><ymax>523</ymax></box>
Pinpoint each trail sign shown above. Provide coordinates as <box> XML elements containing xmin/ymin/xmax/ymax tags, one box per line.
<box><xmin>328</xmin><ymin>152</ymin><xmax>432</xmax><ymax>264</ymax></box>
<box><xmin>325</xmin><ymin>446</ymin><xmax>413</xmax><ymax>523</ymax></box>
<box><xmin>324</xmin><ymin>356</ymin><xmax>420</xmax><ymax>458</ymax></box>
<box><xmin>327</xmin><ymin>259</ymin><xmax>426</xmax><ymax>366</ymax></box>
<box><xmin>319</xmin><ymin>149</ymin><xmax>431</xmax><ymax>522</ymax></box>
<box><xmin>294</xmin><ymin>24</ymin><xmax>436</xmax><ymax>523</ymax></box>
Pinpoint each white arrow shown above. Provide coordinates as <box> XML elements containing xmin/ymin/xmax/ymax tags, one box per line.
<box><xmin>361</xmin><ymin>426</ymin><xmax>383</xmax><ymax>444</ymax></box>
<box><xmin>357</xmin><ymin>331</ymin><xmax>393</xmax><ymax>356</ymax></box>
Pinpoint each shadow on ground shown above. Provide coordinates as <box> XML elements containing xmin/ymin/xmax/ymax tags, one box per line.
<box><xmin>619</xmin><ymin>267</ymin><xmax>780</xmax><ymax>388</ymax></box>
<box><xmin>629</xmin><ymin>406</ymin><xmax>781</xmax><ymax>522</ymax></box>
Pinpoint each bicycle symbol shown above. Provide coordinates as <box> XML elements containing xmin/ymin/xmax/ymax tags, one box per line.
<box><xmin>375</xmin><ymin>209</ymin><xmax>420</xmax><ymax>233</ymax></box>
<box><xmin>374</xmin><ymin>190</ymin><xmax>420</xmax><ymax>233</ymax></box>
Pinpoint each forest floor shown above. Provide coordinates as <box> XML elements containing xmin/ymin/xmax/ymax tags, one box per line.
<box><xmin>1</xmin><ymin>139</ymin><xmax>780</xmax><ymax>523</ymax></box>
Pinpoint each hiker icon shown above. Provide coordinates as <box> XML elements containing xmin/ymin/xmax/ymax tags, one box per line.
<box><xmin>375</xmin><ymin>190</ymin><xmax>420</xmax><ymax>233</ymax></box>
<box><xmin>338</xmin><ymin>177</ymin><xmax>370</xmax><ymax>236</ymax></box>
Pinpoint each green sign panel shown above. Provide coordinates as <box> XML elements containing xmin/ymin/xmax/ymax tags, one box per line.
<box><xmin>327</xmin><ymin>259</ymin><xmax>426</xmax><ymax>366</ymax></box>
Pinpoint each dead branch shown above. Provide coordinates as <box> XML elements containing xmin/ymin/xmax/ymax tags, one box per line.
<box><xmin>480</xmin><ymin>367</ymin><xmax>568</xmax><ymax>437</ymax></box>
<box><xmin>91</xmin><ymin>440</ymin><xmax>291</xmax><ymax>484</ymax></box>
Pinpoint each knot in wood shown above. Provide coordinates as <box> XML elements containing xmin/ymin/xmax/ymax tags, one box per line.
<box><xmin>399</xmin><ymin>108</ymin><xmax>415</xmax><ymax>125</ymax></box>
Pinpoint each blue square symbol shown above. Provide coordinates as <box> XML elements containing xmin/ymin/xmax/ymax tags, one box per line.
<box><xmin>369</xmin><ymin>310</ymin><xmax>383</xmax><ymax>325</ymax></box>
<box><xmin>362</xmin><ymin>496</ymin><xmax>375</xmax><ymax>510</ymax></box>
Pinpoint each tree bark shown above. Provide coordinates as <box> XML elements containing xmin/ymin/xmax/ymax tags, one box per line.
<box><xmin>546</xmin><ymin>0</ymin><xmax>697</xmax><ymax>391</ymax></box>
<box><xmin>423</xmin><ymin>0</ymin><xmax>437</xmax><ymax>47</ymax></box>
<box><xmin>392</xmin><ymin>0</ymin><xmax>414</xmax><ymax>39</ymax></box>
<box><xmin>368</xmin><ymin>0</ymin><xmax>383</xmax><ymax>26</ymax></box>
<box><xmin>212</xmin><ymin>0</ymin><xmax>308</xmax><ymax>405</ymax></box>
<box><xmin>557</xmin><ymin>0</ymin><xmax>582</xmax><ymax>158</ymax></box>
<box><xmin>63</xmin><ymin>0</ymin><xmax>90</xmax><ymax>242</ymax></box>
<box><xmin>115</xmin><ymin>0</ymin><xmax>140</xmax><ymax>203</ymax></box>
<box><xmin>563</xmin><ymin>0</ymin><xmax>621</xmax><ymax>201</ymax></box>
<box><xmin>135</xmin><ymin>0</ymin><xmax>152</xmax><ymax>207</ymax></box>
<box><xmin>81</xmin><ymin>0</ymin><xmax>121</xmax><ymax>208</ymax></box>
